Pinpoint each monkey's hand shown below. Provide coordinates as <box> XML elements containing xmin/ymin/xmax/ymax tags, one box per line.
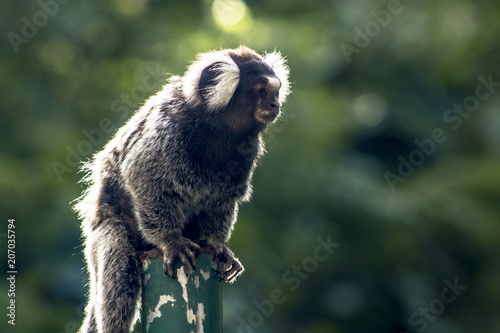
<box><xmin>202</xmin><ymin>242</ymin><xmax>244</xmax><ymax>283</ymax></box>
<box><xmin>161</xmin><ymin>237</ymin><xmax>200</xmax><ymax>278</ymax></box>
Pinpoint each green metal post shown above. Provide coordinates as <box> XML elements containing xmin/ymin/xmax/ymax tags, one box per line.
<box><xmin>142</xmin><ymin>254</ymin><xmax>222</xmax><ymax>333</ymax></box>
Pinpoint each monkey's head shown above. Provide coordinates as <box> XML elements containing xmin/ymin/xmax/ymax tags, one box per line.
<box><xmin>182</xmin><ymin>46</ymin><xmax>290</xmax><ymax>133</ymax></box>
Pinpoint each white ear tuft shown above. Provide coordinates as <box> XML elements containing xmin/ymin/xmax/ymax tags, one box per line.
<box><xmin>182</xmin><ymin>51</ymin><xmax>240</xmax><ymax>111</ymax></box>
<box><xmin>263</xmin><ymin>51</ymin><xmax>290</xmax><ymax>104</ymax></box>
<box><xmin>203</xmin><ymin>61</ymin><xmax>240</xmax><ymax>111</ymax></box>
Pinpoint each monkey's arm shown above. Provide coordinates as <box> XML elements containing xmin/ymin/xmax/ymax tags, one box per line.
<box><xmin>200</xmin><ymin>202</ymin><xmax>244</xmax><ymax>282</ymax></box>
<box><xmin>117</xmin><ymin>117</ymin><xmax>201</xmax><ymax>276</ymax></box>
<box><xmin>132</xmin><ymin>188</ymin><xmax>200</xmax><ymax>276</ymax></box>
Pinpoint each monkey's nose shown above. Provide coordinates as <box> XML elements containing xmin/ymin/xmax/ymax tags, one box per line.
<box><xmin>270</xmin><ymin>102</ymin><xmax>280</xmax><ymax>110</ymax></box>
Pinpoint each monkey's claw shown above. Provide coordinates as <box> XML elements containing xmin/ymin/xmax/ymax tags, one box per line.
<box><xmin>162</xmin><ymin>237</ymin><xmax>200</xmax><ymax>279</ymax></box>
<box><xmin>210</xmin><ymin>245</ymin><xmax>245</xmax><ymax>283</ymax></box>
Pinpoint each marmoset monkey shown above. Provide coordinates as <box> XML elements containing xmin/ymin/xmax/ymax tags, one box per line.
<box><xmin>74</xmin><ymin>46</ymin><xmax>290</xmax><ymax>332</ymax></box>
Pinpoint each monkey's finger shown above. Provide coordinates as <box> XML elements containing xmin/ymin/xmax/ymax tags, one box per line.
<box><xmin>179</xmin><ymin>255</ymin><xmax>195</xmax><ymax>276</ymax></box>
<box><xmin>217</xmin><ymin>253</ymin><xmax>244</xmax><ymax>282</ymax></box>
<box><xmin>163</xmin><ymin>258</ymin><xmax>177</xmax><ymax>278</ymax></box>
<box><xmin>181</xmin><ymin>247</ymin><xmax>198</xmax><ymax>269</ymax></box>
<box><xmin>189</xmin><ymin>253</ymin><xmax>197</xmax><ymax>269</ymax></box>
<box><xmin>221</xmin><ymin>263</ymin><xmax>244</xmax><ymax>283</ymax></box>
<box><xmin>190</xmin><ymin>240</ymin><xmax>201</xmax><ymax>251</ymax></box>
<box><xmin>214</xmin><ymin>249</ymin><xmax>234</xmax><ymax>272</ymax></box>
<box><xmin>185</xmin><ymin>263</ymin><xmax>194</xmax><ymax>276</ymax></box>
<box><xmin>183</xmin><ymin>240</ymin><xmax>201</xmax><ymax>262</ymax></box>
<box><xmin>183</xmin><ymin>236</ymin><xmax>201</xmax><ymax>248</ymax></box>
<box><xmin>165</xmin><ymin>264</ymin><xmax>176</xmax><ymax>278</ymax></box>
<box><xmin>190</xmin><ymin>244</ymin><xmax>201</xmax><ymax>258</ymax></box>
<box><xmin>216</xmin><ymin>259</ymin><xmax>233</xmax><ymax>273</ymax></box>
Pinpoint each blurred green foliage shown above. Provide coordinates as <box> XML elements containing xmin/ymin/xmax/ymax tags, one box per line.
<box><xmin>1</xmin><ymin>0</ymin><xmax>500</xmax><ymax>332</ymax></box>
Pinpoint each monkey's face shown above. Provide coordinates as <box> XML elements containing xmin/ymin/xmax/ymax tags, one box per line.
<box><xmin>221</xmin><ymin>74</ymin><xmax>282</xmax><ymax>133</ymax></box>
<box><xmin>185</xmin><ymin>47</ymin><xmax>289</xmax><ymax>134</ymax></box>
<box><xmin>252</xmin><ymin>76</ymin><xmax>281</xmax><ymax>124</ymax></box>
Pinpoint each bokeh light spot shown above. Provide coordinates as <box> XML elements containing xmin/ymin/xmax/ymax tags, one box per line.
<box><xmin>212</xmin><ymin>0</ymin><xmax>251</xmax><ymax>32</ymax></box>
<box><xmin>113</xmin><ymin>0</ymin><xmax>148</xmax><ymax>16</ymax></box>
<box><xmin>353</xmin><ymin>93</ymin><xmax>388</xmax><ymax>126</ymax></box>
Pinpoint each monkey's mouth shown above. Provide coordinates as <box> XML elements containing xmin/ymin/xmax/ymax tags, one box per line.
<box><xmin>255</xmin><ymin>109</ymin><xmax>280</xmax><ymax>124</ymax></box>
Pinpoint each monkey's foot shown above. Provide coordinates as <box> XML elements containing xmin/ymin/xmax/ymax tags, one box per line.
<box><xmin>140</xmin><ymin>247</ymin><xmax>164</xmax><ymax>261</ymax></box>
<box><xmin>203</xmin><ymin>243</ymin><xmax>244</xmax><ymax>283</ymax></box>
<box><xmin>161</xmin><ymin>237</ymin><xmax>200</xmax><ymax>279</ymax></box>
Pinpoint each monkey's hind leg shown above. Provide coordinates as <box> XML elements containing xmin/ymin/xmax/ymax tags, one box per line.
<box><xmin>83</xmin><ymin>221</ymin><xmax>141</xmax><ymax>333</ymax></box>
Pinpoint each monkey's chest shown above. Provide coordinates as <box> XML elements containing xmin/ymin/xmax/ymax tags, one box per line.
<box><xmin>180</xmin><ymin>178</ymin><xmax>248</xmax><ymax>209</ymax></box>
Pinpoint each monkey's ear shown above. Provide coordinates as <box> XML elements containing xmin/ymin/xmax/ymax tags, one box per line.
<box><xmin>263</xmin><ymin>51</ymin><xmax>291</xmax><ymax>104</ymax></box>
<box><xmin>182</xmin><ymin>51</ymin><xmax>240</xmax><ymax>111</ymax></box>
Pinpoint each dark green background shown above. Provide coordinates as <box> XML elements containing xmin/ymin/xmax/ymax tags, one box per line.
<box><xmin>1</xmin><ymin>0</ymin><xmax>500</xmax><ymax>332</ymax></box>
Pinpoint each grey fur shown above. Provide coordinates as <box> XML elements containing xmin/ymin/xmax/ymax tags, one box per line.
<box><xmin>74</xmin><ymin>46</ymin><xmax>290</xmax><ymax>332</ymax></box>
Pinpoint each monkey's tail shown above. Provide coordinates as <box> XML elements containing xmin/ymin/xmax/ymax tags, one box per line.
<box><xmin>81</xmin><ymin>217</ymin><xmax>142</xmax><ymax>332</ymax></box>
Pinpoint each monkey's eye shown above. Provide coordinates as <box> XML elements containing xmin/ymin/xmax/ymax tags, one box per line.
<box><xmin>258</xmin><ymin>88</ymin><xmax>267</xmax><ymax>96</ymax></box>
